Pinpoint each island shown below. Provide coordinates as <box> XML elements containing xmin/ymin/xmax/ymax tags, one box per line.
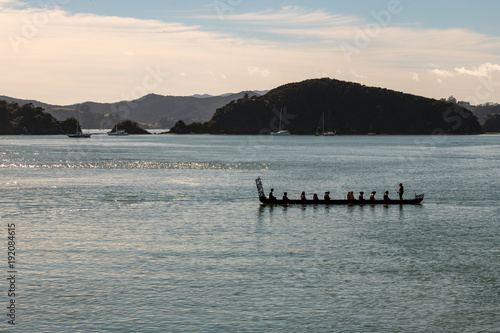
<box><xmin>109</xmin><ymin>120</ymin><xmax>151</xmax><ymax>135</ymax></box>
<box><xmin>169</xmin><ymin>78</ymin><xmax>482</xmax><ymax>135</ymax></box>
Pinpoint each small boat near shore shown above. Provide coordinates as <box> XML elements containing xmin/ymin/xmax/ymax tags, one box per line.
<box><xmin>255</xmin><ymin>177</ymin><xmax>424</xmax><ymax>205</ymax></box>
<box><xmin>108</xmin><ymin>103</ymin><xmax>129</xmax><ymax>136</ymax></box>
<box><xmin>269</xmin><ymin>108</ymin><xmax>291</xmax><ymax>135</ymax></box>
<box><xmin>108</xmin><ymin>129</ymin><xmax>129</xmax><ymax>136</ymax></box>
<box><xmin>315</xmin><ymin>112</ymin><xmax>336</xmax><ymax>136</ymax></box>
<box><xmin>68</xmin><ymin>104</ymin><xmax>91</xmax><ymax>138</ymax></box>
<box><xmin>367</xmin><ymin>123</ymin><xmax>376</xmax><ymax>136</ymax></box>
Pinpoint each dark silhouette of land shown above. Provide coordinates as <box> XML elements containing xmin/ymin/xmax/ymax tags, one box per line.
<box><xmin>0</xmin><ymin>101</ymin><xmax>75</xmax><ymax>135</ymax></box>
<box><xmin>2</xmin><ymin>78</ymin><xmax>492</xmax><ymax>135</ymax></box>
<box><xmin>170</xmin><ymin>78</ymin><xmax>482</xmax><ymax>134</ymax></box>
<box><xmin>109</xmin><ymin>120</ymin><xmax>151</xmax><ymax>135</ymax></box>
<box><xmin>0</xmin><ymin>100</ymin><xmax>150</xmax><ymax>135</ymax></box>
<box><xmin>0</xmin><ymin>91</ymin><xmax>263</xmax><ymax>129</ymax></box>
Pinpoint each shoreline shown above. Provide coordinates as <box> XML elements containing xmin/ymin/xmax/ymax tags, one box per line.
<box><xmin>1</xmin><ymin>132</ymin><xmax>496</xmax><ymax>136</ymax></box>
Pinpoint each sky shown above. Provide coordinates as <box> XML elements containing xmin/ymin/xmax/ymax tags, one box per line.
<box><xmin>2</xmin><ymin>0</ymin><xmax>500</xmax><ymax>105</ymax></box>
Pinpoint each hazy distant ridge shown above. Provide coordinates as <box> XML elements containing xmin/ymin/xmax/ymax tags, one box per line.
<box><xmin>0</xmin><ymin>91</ymin><xmax>265</xmax><ymax>129</ymax></box>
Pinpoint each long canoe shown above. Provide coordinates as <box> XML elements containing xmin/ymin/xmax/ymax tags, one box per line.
<box><xmin>255</xmin><ymin>177</ymin><xmax>424</xmax><ymax>205</ymax></box>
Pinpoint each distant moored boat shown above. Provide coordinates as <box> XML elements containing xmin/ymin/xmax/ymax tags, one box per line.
<box><xmin>108</xmin><ymin>103</ymin><xmax>128</xmax><ymax>136</ymax></box>
<box><xmin>315</xmin><ymin>112</ymin><xmax>336</xmax><ymax>136</ymax></box>
<box><xmin>68</xmin><ymin>104</ymin><xmax>91</xmax><ymax>138</ymax></box>
<box><xmin>270</xmin><ymin>108</ymin><xmax>290</xmax><ymax>135</ymax></box>
<box><xmin>368</xmin><ymin>123</ymin><xmax>376</xmax><ymax>136</ymax></box>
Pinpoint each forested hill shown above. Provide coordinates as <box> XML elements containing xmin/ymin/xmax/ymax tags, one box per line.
<box><xmin>0</xmin><ymin>91</ymin><xmax>263</xmax><ymax>129</ymax></box>
<box><xmin>170</xmin><ymin>78</ymin><xmax>482</xmax><ymax>135</ymax></box>
<box><xmin>0</xmin><ymin>100</ymin><xmax>76</xmax><ymax>135</ymax></box>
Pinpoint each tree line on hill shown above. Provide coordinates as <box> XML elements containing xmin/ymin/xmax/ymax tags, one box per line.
<box><xmin>170</xmin><ymin>78</ymin><xmax>483</xmax><ymax>134</ymax></box>
<box><xmin>2</xmin><ymin>78</ymin><xmax>497</xmax><ymax>135</ymax></box>
<box><xmin>0</xmin><ymin>91</ymin><xmax>263</xmax><ymax>129</ymax></box>
<box><xmin>482</xmin><ymin>114</ymin><xmax>500</xmax><ymax>132</ymax></box>
<box><xmin>0</xmin><ymin>100</ymin><xmax>76</xmax><ymax>135</ymax></box>
<box><xmin>109</xmin><ymin>120</ymin><xmax>151</xmax><ymax>134</ymax></box>
<box><xmin>0</xmin><ymin>100</ymin><xmax>150</xmax><ymax>135</ymax></box>
<box><xmin>444</xmin><ymin>96</ymin><xmax>500</xmax><ymax>132</ymax></box>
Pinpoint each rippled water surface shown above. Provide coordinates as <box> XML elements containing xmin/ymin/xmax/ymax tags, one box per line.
<box><xmin>1</xmin><ymin>134</ymin><xmax>499</xmax><ymax>332</ymax></box>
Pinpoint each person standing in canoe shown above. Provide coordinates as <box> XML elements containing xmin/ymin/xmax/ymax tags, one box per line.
<box><xmin>397</xmin><ymin>183</ymin><xmax>404</xmax><ymax>200</ymax></box>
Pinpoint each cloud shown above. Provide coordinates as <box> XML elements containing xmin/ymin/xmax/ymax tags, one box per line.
<box><xmin>1</xmin><ymin>3</ymin><xmax>500</xmax><ymax>104</ymax></box>
<box><xmin>0</xmin><ymin>3</ymin><xmax>282</xmax><ymax>102</ymax></box>
<box><xmin>0</xmin><ymin>0</ymin><xmax>24</xmax><ymax>7</ymax></box>
<box><xmin>454</xmin><ymin>63</ymin><xmax>500</xmax><ymax>77</ymax></box>
<box><xmin>202</xmin><ymin>6</ymin><xmax>362</xmax><ymax>40</ymax></box>
<box><xmin>247</xmin><ymin>67</ymin><xmax>271</xmax><ymax>77</ymax></box>
<box><xmin>212</xmin><ymin>6</ymin><xmax>362</xmax><ymax>27</ymax></box>
<box><xmin>430</xmin><ymin>69</ymin><xmax>456</xmax><ymax>77</ymax></box>
<box><xmin>351</xmin><ymin>70</ymin><xmax>368</xmax><ymax>79</ymax></box>
<box><xmin>1</xmin><ymin>3</ymin><xmax>362</xmax><ymax>104</ymax></box>
<box><xmin>429</xmin><ymin>63</ymin><xmax>500</xmax><ymax>78</ymax></box>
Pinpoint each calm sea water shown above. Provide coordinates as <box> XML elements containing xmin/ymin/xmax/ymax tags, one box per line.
<box><xmin>1</xmin><ymin>134</ymin><xmax>499</xmax><ymax>332</ymax></box>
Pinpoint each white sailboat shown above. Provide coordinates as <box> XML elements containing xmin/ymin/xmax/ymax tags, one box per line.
<box><xmin>108</xmin><ymin>103</ymin><xmax>128</xmax><ymax>136</ymax></box>
<box><xmin>315</xmin><ymin>112</ymin><xmax>336</xmax><ymax>136</ymax></box>
<box><xmin>270</xmin><ymin>108</ymin><xmax>290</xmax><ymax>135</ymax></box>
<box><xmin>67</xmin><ymin>104</ymin><xmax>91</xmax><ymax>138</ymax></box>
<box><xmin>368</xmin><ymin>123</ymin><xmax>376</xmax><ymax>136</ymax></box>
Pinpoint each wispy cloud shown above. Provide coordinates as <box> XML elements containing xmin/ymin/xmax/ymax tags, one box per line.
<box><xmin>0</xmin><ymin>0</ymin><xmax>24</xmax><ymax>7</ymax></box>
<box><xmin>219</xmin><ymin>6</ymin><xmax>362</xmax><ymax>26</ymax></box>
<box><xmin>209</xmin><ymin>7</ymin><xmax>500</xmax><ymax>68</ymax></box>
<box><xmin>430</xmin><ymin>69</ymin><xmax>456</xmax><ymax>77</ymax></box>
<box><xmin>430</xmin><ymin>63</ymin><xmax>500</xmax><ymax>78</ymax></box>
<box><xmin>1</xmin><ymin>3</ymin><xmax>500</xmax><ymax>104</ymax></box>
<box><xmin>202</xmin><ymin>6</ymin><xmax>362</xmax><ymax>40</ymax></box>
<box><xmin>455</xmin><ymin>63</ymin><xmax>500</xmax><ymax>77</ymax></box>
<box><xmin>0</xmin><ymin>3</ymin><xmax>277</xmax><ymax>102</ymax></box>
<box><xmin>248</xmin><ymin>67</ymin><xmax>271</xmax><ymax>77</ymax></box>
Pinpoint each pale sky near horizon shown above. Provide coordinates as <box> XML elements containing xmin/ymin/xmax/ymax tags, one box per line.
<box><xmin>2</xmin><ymin>0</ymin><xmax>500</xmax><ymax>105</ymax></box>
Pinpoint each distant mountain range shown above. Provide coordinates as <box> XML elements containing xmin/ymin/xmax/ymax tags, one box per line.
<box><xmin>1</xmin><ymin>87</ymin><xmax>498</xmax><ymax>132</ymax></box>
<box><xmin>0</xmin><ymin>91</ymin><xmax>267</xmax><ymax>129</ymax></box>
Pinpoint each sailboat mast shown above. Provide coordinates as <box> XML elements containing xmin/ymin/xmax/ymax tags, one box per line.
<box><xmin>116</xmin><ymin>104</ymin><xmax>119</xmax><ymax>132</ymax></box>
<box><xmin>322</xmin><ymin>112</ymin><xmax>325</xmax><ymax>134</ymax></box>
<box><xmin>279</xmin><ymin>108</ymin><xmax>282</xmax><ymax>131</ymax></box>
<box><xmin>76</xmin><ymin>104</ymin><xmax>79</xmax><ymax>133</ymax></box>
